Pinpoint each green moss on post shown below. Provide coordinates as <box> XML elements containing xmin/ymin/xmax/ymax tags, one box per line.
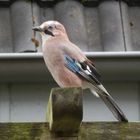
<box><xmin>0</xmin><ymin>122</ymin><xmax>140</xmax><ymax>139</ymax></box>
<box><xmin>0</xmin><ymin>123</ymin><xmax>45</xmax><ymax>140</ymax></box>
<box><xmin>47</xmin><ymin>87</ymin><xmax>83</xmax><ymax>133</ymax></box>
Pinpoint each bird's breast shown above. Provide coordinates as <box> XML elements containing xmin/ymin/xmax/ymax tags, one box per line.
<box><xmin>42</xmin><ymin>49</ymin><xmax>82</xmax><ymax>87</ymax></box>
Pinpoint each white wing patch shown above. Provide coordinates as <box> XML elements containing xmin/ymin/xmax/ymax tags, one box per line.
<box><xmin>87</xmin><ymin>65</ymin><xmax>92</xmax><ymax>73</ymax></box>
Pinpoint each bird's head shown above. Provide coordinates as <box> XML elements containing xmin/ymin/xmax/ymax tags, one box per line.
<box><xmin>32</xmin><ymin>21</ymin><xmax>68</xmax><ymax>40</ymax></box>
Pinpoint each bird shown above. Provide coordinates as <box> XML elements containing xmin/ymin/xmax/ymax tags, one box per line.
<box><xmin>32</xmin><ymin>20</ymin><xmax>128</xmax><ymax>122</ymax></box>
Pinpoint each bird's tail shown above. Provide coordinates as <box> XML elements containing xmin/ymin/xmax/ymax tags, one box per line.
<box><xmin>89</xmin><ymin>84</ymin><xmax>128</xmax><ymax>122</ymax></box>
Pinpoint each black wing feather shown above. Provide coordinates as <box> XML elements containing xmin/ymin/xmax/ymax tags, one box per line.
<box><xmin>79</xmin><ymin>61</ymin><xmax>101</xmax><ymax>85</ymax></box>
<box><xmin>64</xmin><ymin>55</ymin><xmax>101</xmax><ymax>85</ymax></box>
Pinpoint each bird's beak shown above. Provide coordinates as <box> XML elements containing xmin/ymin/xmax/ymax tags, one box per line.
<box><xmin>32</xmin><ymin>26</ymin><xmax>43</xmax><ymax>32</ymax></box>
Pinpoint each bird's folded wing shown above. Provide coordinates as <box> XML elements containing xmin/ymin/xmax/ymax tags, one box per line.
<box><xmin>64</xmin><ymin>54</ymin><xmax>101</xmax><ymax>85</ymax></box>
<box><xmin>64</xmin><ymin>55</ymin><xmax>128</xmax><ymax>122</ymax></box>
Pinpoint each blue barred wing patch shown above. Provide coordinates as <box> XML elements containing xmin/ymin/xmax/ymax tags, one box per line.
<box><xmin>64</xmin><ymin>55</ymin><xmax>80</xmax><ymax>73</ymax></box>
<box><xmin>64</xmin><ymin>54</ymin><xmax>101</xmax><ymax>85</ymax></box>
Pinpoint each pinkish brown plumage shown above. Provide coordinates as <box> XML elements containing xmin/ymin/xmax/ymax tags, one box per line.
<box><xmin>33</xmin><ymin>21</ymin><xmax>128</xmax><ymax>122</ymax></box>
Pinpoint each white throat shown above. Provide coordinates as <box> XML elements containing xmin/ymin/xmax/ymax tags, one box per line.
<box><xmin>41</xmin><ymin>34</ymin><xmax>52</xmax><ymax>49</ymax></box>
<box><xmin>42</xmin><ymin>34</ymin><xmax>52</xmax><ymax>41</ymax></box>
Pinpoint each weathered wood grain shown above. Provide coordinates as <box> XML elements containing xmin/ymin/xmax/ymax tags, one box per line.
<box><xmin>0</xmin><ymin>122</ymin><xmax>140</xmax><ymax>140</ymax></box>
<box><xmin>47</xmin><ymin>87</ymin><xmax>83</xmax><ymax>133</ymax></box>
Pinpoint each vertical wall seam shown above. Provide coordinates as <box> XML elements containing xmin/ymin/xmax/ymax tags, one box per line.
<box><xmin>31</xmin><ymin>0</ymin><xmax>37</xmax><ymax>52</ymax></box>
<box><xmin>119</xmin><ymin>1</ymin><xmax>127</xmax><ymax>51</ymax></box>
<box><xmin>31</xmin><ymin>0</ymin><xmax>35</xmax><ymax>32</ymax></box>
<box><xmin>83</xmin><ymin>7</ymin><xmax>89</xmax><ymax>52</ymax></box>
<box><xmin>97</xmin><ymin>7</ymin><xmax>104</xmax><ymax>52</ymax></box>
<box><xmin>8</xmin><ymin>83</ymin><xmax>12</xmax><ymax>122</ymax></box>
<box><xmin>9</xmin><ymin>6</ymin><xmax>14</xmax><ymax>53</ymax></box>
<box><xmin>138</xmin><ymin>82</ymin><xmax>140</xmax><ymax>121</ymax></box>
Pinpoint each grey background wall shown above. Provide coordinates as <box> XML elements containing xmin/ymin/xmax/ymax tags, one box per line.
<box><xmin>0</xmin><ymin>81</ymin><xmax>139</xmax><ymax>122</ymax></box>
<box><xmin>0</xmin><ymin>0</ymin><xmax>140</xmax><ymax>122</ymax></box>
<box><xmin>0</xmin><ymin>0</ymin><xmax>140</xmax><ymax>52</ymax></box>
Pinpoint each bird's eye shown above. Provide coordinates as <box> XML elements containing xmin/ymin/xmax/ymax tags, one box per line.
<box><xmin>44</xmin><ymin>30</ymin><xmax>48</xmax><ymax>34</ymax></box>
<box><xmin>44</xmin><ymin>26</ymin><xmax>54</xmax><ymax>36</ymax></box>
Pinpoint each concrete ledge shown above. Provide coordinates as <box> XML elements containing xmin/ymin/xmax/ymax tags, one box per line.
<box><xmin>0</xmin><ymin>122</ymin><xmax>139</xmax><ymax>139</ymax></box>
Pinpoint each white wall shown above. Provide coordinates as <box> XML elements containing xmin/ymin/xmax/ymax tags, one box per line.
<box><xmin>0</xmin><ymin>81</ymin><xmax>139</xmax><ymax>122</ymax></box>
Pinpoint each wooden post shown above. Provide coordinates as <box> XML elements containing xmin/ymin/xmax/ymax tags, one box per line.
<box><xmin>47</xmin><ymin>87</ymin><xmax>83</xmax><ymax>133</ymax></box>
<box><xmin>0</xmin><ymin>122</ymin><xmax>140</xmax><ymax>140</ymax></box>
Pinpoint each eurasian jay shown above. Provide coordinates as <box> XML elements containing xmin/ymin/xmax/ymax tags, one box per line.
<box><xmin>33</xmin><ymin>21</ymin><xmax>128</xmax><ymax>122</ymax></box>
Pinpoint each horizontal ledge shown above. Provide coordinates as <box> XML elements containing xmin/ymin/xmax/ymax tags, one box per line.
<box><xmin>0</xmin><ymin>122</ymin><xmax>140</xmax><ymax>140</ymax></box>
<box><xmin>0</xmin><ymin>51</ymin><xmax>140</xmax><ymax>59</ymax></box>
<box><xmin>85</xmin><ymin>51</ymin><xmax>140</xmax><ymax>58</ymax></box>
<box><xmin>0</xmin><ymin>52</ymin><xmax>140</xmax><ymax>82</ymax></box>
<box><xmin>0</xmin><ymin>52</ymin><xmax>43</xmax><ymax>59</ymax></box>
